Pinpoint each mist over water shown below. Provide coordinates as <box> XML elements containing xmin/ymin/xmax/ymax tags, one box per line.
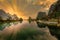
<box><xmin>0</xmin><ymin>21</ymin><xmax>57</xmax><ymax>40</ymax></box>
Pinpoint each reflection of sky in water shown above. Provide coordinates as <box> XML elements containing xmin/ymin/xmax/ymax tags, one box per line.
<box><xmin>0</xmin><ymin>21</ymin><xmax>57</xmax><ymax>40</ymax></box>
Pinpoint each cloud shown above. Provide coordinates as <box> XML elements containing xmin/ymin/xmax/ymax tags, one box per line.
<box><xmin>0</xmin><ymin>0</ymin><xmax>57</xmax><ymax>18</ymax></box>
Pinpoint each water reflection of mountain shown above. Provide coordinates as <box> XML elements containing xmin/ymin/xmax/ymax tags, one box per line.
<box><xmin>0</xmin><ymin>21</ymin><xmax>57</xmax><ymax>40</ymax></box>
<box><xmin>0</xmin><ymin>21</ymin><xmax>20</xmax><ymax>30</ymax></box>
<box><xmin>0</xmin><ymin>20</ymin><xmax>59</xmax><ymax>40</ymax></box>
<box><xmin>36</xmin><ymin>21</ymin><xmax>60</xmax><ymax>40</ymax></box>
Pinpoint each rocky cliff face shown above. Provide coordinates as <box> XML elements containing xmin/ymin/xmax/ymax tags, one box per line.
<box><xmin>0</xmin><ymin>9</ymin><xmax>9</xmax><ymax>20</ymax></box>
<box><xmin>0</xmin><ymin>9</ymin><xmax>19</xmax><ymax>20</ymax></box>
<box><xmin>48</xmin><ymin>0</ymin><xmax>60</xmax><ymax>18</ymax></box>
<box><xmin>36</xmin><ymin>12</ymin><xmax>46</xmax><ymax>20</ymax></box>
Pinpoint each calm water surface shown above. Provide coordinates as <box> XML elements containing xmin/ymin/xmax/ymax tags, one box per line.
<box><xmin>0</xmin><ymin>21</ymin><xmax>57</xmax><ymax>40</ymax></box>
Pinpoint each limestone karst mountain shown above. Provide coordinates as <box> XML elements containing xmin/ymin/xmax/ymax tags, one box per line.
<box><xmin>48</xmin><ymin>0</ymin><xmax>60</xmax><ymax>18</ymax></box>
<box><xmin>36</xmin><ymin>12</ymin><xmax>46</xmax><ymax>20</ymax></box>
<box><xmin>0</xmin><ymin>9</ymin><xmax>19</xmax><ymax>20</ymax></box>
<box><xmin>0</xmin><ymin>9</ymin><xmax>9</xmax><ymax>20</ymax></box>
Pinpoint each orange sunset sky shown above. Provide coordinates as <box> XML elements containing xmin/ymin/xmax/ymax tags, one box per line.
<box><xmin>0</xmin><ymin>0</ymin><xmax>57</xmax><ymax>19</ymax></box>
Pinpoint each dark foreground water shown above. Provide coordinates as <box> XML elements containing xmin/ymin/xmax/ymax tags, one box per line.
<box><xmin>0</xmin><ymin>21</ymin><xmax>57</xmax><ymax>40</ymax></box>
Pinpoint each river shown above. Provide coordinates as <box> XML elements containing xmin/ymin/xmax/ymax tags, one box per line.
<box><xmin>0</xmin><ymin>21</ymin><xmax>57</xmax><ymax>40</ymax></box>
